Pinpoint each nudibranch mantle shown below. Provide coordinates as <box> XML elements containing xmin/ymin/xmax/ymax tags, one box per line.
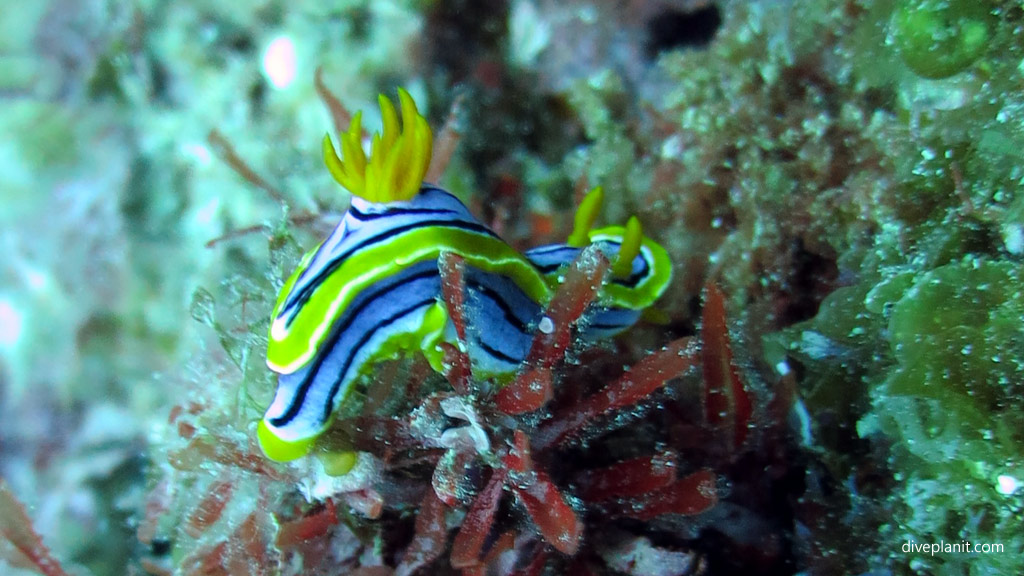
<box><xmin>259</xmin><ymin>89</ymin><xmax>672</xmax><ymax>462</ymax></box>
<box><xmin>267</xmin><ymin>188</ymin><xmax>552</xmax><ymax>375</ymax></box>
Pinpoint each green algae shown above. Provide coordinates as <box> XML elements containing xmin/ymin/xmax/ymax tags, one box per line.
<box><xmin>892</xmin><ymin>0</ymin><xmax>991</xmax><ymax>79</ymax></box>
<box><xmin>879</xmin><ymin>258</ymin><xmax>1023</xmax><ymax>438</ymax></box>
<box><xmin>771</xmin><ymin>257</ymin><xmax>1024</xmax><ymax>572</ymax></box>
<box><xmin>565</xmin><ymin>71</ymin><xmax>651</xmax><ymax>225</ymax></box>
<box><xmin>866</xmin><ymin>256</ymin><xmax>1024</xmax><ymax>570</ymax></box>
<box><xmin>633</xmin><ymin>1</ymin><xmax>1024</xmax><ymax>571</ymax></box>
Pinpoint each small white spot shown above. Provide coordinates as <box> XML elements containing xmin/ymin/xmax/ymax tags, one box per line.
<box><xmin>180</xmin><ymin>142</ymin><xmax>212</xmax><ymax>167</ymax></box>
<box><xmin>660</xmin><ymin>135</ymin><xmax>683</xmax><ymax>159</ymax></box>
<box><xmin>538</xmin><ymin>316</ymin><xmax>554</xmax><ymax>334</ymax></box>
<box><xmin>0</xmin><ymin>299</ymin><xmax>23</xmax><ymax>347</ymax></box>
<box><xmin>996</xmin><ymin>474</ymin><xmax>1019</xmax><ymax>496</ymax></box>
<box><xmin>790</xmin><ymin>399</ymin><xmax>813</xmax><ymax>447</ymax></box>
<box><xmin>1002</xmin><ymin>223</ymin><xmax>1023</xmax><ymax>255</ymax></box>
<box><xmin>195</xmin><ymin>197</ymin><xmax>220</xmax><ymax>226</ymax></box>
<box><xmin>440</xmin><ymin>397</ymin><xmax>490</xmax><ymax>453</ymax></box>
<box><xmin>799</xmin><ymin>330</ymin><xmax>837</xmax><ymax>360</ymax></box>
<box><xmin>774</xmin><ymin>360</ymin><xmax>791</xmax><ymax>376</ymax></box>
<box><xmin>262</xmin><ymin>35</ymin><xmax>297</xmax><ymax>90</ymax></box>
<box><xmin>508</xmin><ymin>0</ymin><xmax>550</xmax><ymax>66</ymax></box>
<box><xmin>24</xmin><ymin>267</ymin><xmax>47</xmax><ymax>291</ymax></box>
<box><xmin>270</xmin><ymin>317</ymin><xmax>289</xmax><ymax>342</ymax></box>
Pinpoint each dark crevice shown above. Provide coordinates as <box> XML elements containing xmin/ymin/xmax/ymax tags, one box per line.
<box><xmin>645</xmin><ymin>4</ymin><xmax>722</xmax><ymax>57</ymax></box>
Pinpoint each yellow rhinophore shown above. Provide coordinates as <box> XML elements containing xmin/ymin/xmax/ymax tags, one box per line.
<box><xmin>567</xmin><ymin>186</ymin><xmax>604</xmax><ymax>248</ymax></box>
<box><xmin>323</xmin><ymin>88</ymin><xmax>433</xmax><ymax>203</ymax></box>
<box><xmin>567</xmin><ymin>186</ymin><xmax>645</xmax><ymax>278</ymax></box>
<box><xmin>612</xmin><ymin>216</ymin><xmax>643</xmax><ymax>278</ymax></box>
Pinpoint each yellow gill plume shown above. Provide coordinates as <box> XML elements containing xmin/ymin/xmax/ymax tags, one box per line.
<box><xmin>322</xmin><ymin>88</ymin><xmax>433</xmax><ymax>203</ymax></box>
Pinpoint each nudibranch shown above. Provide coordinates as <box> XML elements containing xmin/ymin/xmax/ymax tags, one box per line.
<box><xmin>258</xmin><ymin>89</ymin><xmax>672</xmax><ymax>462</ymax></box>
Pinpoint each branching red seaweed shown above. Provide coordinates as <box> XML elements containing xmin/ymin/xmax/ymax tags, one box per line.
<box><xmin>145</xmin><ymin>233</ymin><xmax>733</xmax><ymax>576</ymax></box>
<box><xmin>0</xmin><ymin>481</ymin><xmax>70</xmax><ymax>576</ymax></box>
<box><xmin>701</xmin><ymin>282</ymin><xmax>752</xmax><ymax>453</ymax></box>
<box><xmin>370</xmin><ymin>250</ymin><xmax>719</xmax><ymax>574</ymax></box>
<box><xmin>161</xmin><ymin>78</ymin><xmax>757</xmax><ymax>576</ymax></box>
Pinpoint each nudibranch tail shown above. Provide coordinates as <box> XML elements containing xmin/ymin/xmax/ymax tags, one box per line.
<box><xmin>323</xmin><ymin>88</ymin><xmax>432</xmax><ymax>203</ymax></box>
<box><xmin>257</xmin><ymin>419</ymin><xmax>316</xmax><ymax>462</ymax></box>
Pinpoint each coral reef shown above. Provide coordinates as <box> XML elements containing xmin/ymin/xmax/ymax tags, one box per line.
<box><xmin>2</xmin><ymin>0</ymin><xmax>1023</xmax><ymax>574</ymax></box>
